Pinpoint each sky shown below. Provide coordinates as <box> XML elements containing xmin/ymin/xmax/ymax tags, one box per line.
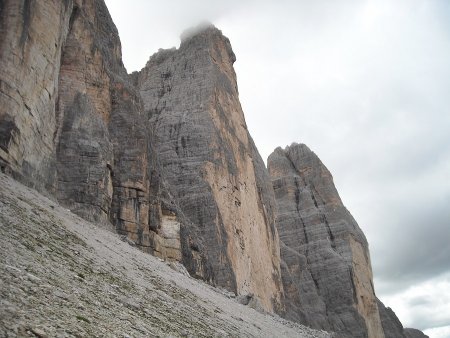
<box><xmin>105</xmin><ymin>1</ymin><xmax>450</xmax><ymax>336</ymax></box>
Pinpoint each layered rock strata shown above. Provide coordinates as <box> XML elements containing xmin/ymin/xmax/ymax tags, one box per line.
<box><xmin>268</xmin><ymin>143</ymin><xmax>384</xmax><ymax>337</ymax></box>
<box><xmin>136</xmin><ymin>25</ymin><xmax>284</xmax><ymax>312</ymax></box>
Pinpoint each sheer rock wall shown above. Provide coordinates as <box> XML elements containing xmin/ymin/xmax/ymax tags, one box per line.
<box><xmin>137</xmin><ymin>25</ymin><xmax>284</xmax><ymax>312</ymax></box>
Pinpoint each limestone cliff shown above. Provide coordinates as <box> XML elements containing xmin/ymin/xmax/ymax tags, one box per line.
<box><xmin>268</xmin><ymin>144</ymin><xmax>432</xmax><ymax>337</ymax></box>
<box><xmin>137</xmin><ymin>25</ymin><xmax>283</xmax><ymax>312</ymax></box>
<box><xmin>268</xmin><ymin>143</ymin><xmax>384</xmax><ymax>337</ymax></box>
<box><xmin>0</xmin><ymin>1</ymin><xmax>428</xmax><ymax>336</ymax></box>
<box><xmin>0</xmin><ymin>0</ymin><xmax>202</xmax><ymax>268</ymax></box>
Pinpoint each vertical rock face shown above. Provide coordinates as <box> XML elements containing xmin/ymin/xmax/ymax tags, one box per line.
<box><xmin>137</xmin><ymin>25</ymin><xmax>283</xmax><ymax>312</ymax></box>
<box><xmin>0</xmin><ymin>2</ymin><xmax>428</xmax><ymax>335</ymax></box>
<box><xmin>54</xmin><ymin>0</ymin><xmax>151</xmax><ymax>231</ymax></box>
<box><xmin>55</xmin><ymin>0</ymin><xmax>116</xmax><ymax>224</ymax></box>
<box><xmin>268</xmin><ymin>143</ymin><xmax>384</xmax><ymax>337</ymax></box>
<box><xmin>0</xmin><ymin>0</ymin><xmax>73</xmax><ymax>192</ymax></box>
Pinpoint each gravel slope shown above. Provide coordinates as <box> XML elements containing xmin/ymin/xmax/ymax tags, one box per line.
<box><xmin>0</xmin><ymin>173</ymin><xmax>332</xmax><ymax>338</ymax></box>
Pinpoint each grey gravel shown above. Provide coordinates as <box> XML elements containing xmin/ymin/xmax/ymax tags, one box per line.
<box><xmin>0</xmin><ymin>173</ymin><xmax>332</xmax><ymax>338</ymax></box>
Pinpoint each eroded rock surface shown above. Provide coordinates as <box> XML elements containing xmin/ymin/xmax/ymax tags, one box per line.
<box><xmin>268</xmin><ymin>143</ymin><xmax>384</xmax><ymax>337</ymax></box>
<box><xmin>137</xmin><ymin>25</ymin><xmax>283</xmax><ymax>312</ymax></box>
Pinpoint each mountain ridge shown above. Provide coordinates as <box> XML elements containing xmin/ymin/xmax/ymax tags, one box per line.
<box><xmin>0</xmin><ymin>1</ymin><xmax>427</xmax><ymax>337</ymax></box>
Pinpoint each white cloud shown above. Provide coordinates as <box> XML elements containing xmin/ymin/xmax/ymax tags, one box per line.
<box><xmin>424</xmin><ymin>325</ymin><xmax>450</xmax><ymax>338</ymax></box>
<box><xmin>380</xmin><ymin>272</ymin><xmax>450</xmax><ymax>331</ymax></box>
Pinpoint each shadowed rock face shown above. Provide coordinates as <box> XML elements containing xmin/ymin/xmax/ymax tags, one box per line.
<box><xmin>268</xmin><ymin>143</ymin><xmax>384</xmax><ymax>338</ymax></box>
<box><xmin>137</xmin><ymin>25</ymin><xmax>284</xmax><ymax>312</ymax></box>
<box><xmin>53</xmin><ymin>0</ymin><xmax>179</xmax><ymax>258</ymax></box>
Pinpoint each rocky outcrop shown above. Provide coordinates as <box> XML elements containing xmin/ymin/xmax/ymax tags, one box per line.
<box><xmin>377</xmin><ymin>298</ymin><xmax>407</xmax><ymax>338</ymax></box>
<box><xmin>404</xmin><ymin>328</ymin><xmax>429</xmax><ymax>338</ymax></box>
<box><xmin>137</xmin><ymin>24</ymin><xmax>283</xmax><ymax>312</ymax></box>
<box><xmin>55</xmin><ymin>0</ymin><xmax>117</xmax><ymax>224</ymax></box>
<box><xmin>268</xmin><ymin>143</ymin><xmax>384</xmax><ymax>337</ymax></box>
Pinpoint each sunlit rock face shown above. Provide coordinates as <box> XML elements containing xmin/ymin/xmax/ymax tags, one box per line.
<box><xmin>268</xmin><ymin>143</ymin><xmax>384</xmax><ymax>338</ymax></box>
<box><xmin>137</xmin><ymin>25</ymin><xmax>284</xmax><ymax>312</ymax></box>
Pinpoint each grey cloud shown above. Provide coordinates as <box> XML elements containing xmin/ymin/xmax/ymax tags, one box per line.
<box><xmin>407</xmin><ymin>296</ymin><xmax>432</xmax><ymax>307</ymax></box>
<box><xmin>373</xmin><ymin>202</ymin><xmax>450</xmax><ymax>294</ymax></box>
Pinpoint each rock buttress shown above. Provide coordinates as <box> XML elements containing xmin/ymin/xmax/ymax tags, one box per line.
<box><xmin>137</xmin><ymin>24</ymin><xmax>284</xmax><ymax>312</ymax></box>
<box><xmin>268</xmin><ymin>143</ymin><xmax>384</xmax><ymax>337</ymax></box>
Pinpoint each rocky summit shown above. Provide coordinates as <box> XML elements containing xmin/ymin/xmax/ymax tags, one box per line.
<box><xmin>0</xmin><ymin>0</ymin><xmax>428</xmax><ymax>337</ymax></box>
<box><xmin>268</xmin><ymin>144</ymin><xmax>383</xmax><ymax>337</ymax></box>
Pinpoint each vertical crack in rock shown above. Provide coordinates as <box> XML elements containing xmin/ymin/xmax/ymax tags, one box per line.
<box><xmin>19</xmin><ymin>0</ymin><xmax>33</xmax><ymax>48</ymax></box>
<box><xmin>321</xmin><ymin>213</ymin><xmax>337</xmax><ymax>250</ymax></box>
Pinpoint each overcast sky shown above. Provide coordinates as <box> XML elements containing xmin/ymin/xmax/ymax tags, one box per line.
<box><xmin>105</xmin><ymin>1</ymin><xmax>450</xmax><ymax>336</ymax></box>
